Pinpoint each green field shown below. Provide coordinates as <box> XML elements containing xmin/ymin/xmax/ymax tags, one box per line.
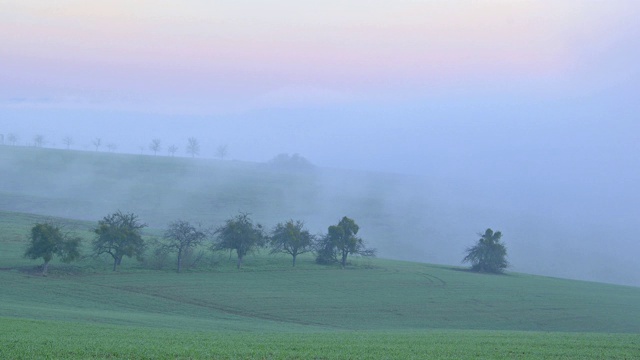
<box><xmin>2</xmin><ymin>212</ymin><xmax>640</xmax><ymax>358</ymax></box>
<box><xmin>1</xmin><ymin>146</ymin><xmax>640</xmax><ymax>358</ymax></box>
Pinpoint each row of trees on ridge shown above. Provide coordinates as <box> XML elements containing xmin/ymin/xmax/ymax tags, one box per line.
<box><xmin>24</xmin><ymin>211</ymin><xmax>377</xmax><ymax>275</ymax></box>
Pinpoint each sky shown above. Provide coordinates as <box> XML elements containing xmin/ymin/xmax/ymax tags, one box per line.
<box><xmin>1</xmin><ymin>1</ymin><xmax>639</xmax><ymax>284</ymax></box>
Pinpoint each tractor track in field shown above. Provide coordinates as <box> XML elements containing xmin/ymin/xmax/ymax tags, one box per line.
<box><xmin>96</xmin><ymin>283</ymin><xmax>343</xmax><ymax>330</ymax></box>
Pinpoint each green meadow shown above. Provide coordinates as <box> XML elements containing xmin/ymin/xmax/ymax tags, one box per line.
<box><xmin>1</xmin><ymin>146</ymin><xmax>639</xmax><ymax>358</ymax></box>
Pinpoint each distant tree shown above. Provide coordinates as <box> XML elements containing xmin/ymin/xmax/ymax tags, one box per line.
<box><xmin>106</xmin><ymin>143</ymin><xmax>117</xmax><ymax>152</ymax></box>
<box><xmin>163</xmin><ymin>220</ymin><xmax>207</xmax><ymax>273</ymax></box>
<box><xmin>213</xmin><ymin>213</ymin><xmax>265</xmax><ymax>269</ymax></box>
<box><xmin>24</xmin><ymin>222</ymin><xmax>81</xmax><ymax>276</ymax></box>
<box><xmin>463</xmin><ymin>228</ymin><xmax>508</xmax><ymax>273</ymax></box>
<box><xmin>92</xmin><ymin>137</ymin><xmax>102</xmax><ymax>151</ymax></box>
<box><xmin>317</xmin><ymin>216</ymin><xmax>376</xmax><ymax>268</ymax></box>
<box><xmin>33</xmin><ymin>134</ymin><xmax>45</xmax><ymax>148</ymax></box>
<box><xmin>269</xmin><ymin>153</ymin><xmax>314</xmax><ymax>171</ymax></box>
<box><xmin>93</xmin><ymin>211</ymin><xmax>147</xmax><ymax>271</ymax></box>
<box><xmin>62</xmin><ymin>136</ymin><xmax>73</xmax><ymax>149</ymax></box>
<box><xmin>167</xmin><ymin>145</ymin><xmax>178</xmax><ymax>157</ymax></box>
<box><xmin>186</xmin><ymin>137</ymin><xmax>200</xmax><ymax>158</ymax></box>
<box><xmin>269</xmin><ymin>220</ymin><xmax>315</xmax><ymax>267</ymax></box>
<box><xmin>216</xmin><ymin>144</ymin><xmax>229</xmax><ymax>160</ymax></box>
<box><xmin>7</xmin><ymin>133</ymin><xmax>18</xmax><ymax>146</ymax></box>
<box><xmin>314</xmin><ymin>233</ymin><xmax>338</xmax><ymax>265</ymax></box>
<box><xmin>149</xmin><ymin>139</ymin><xmax>162</xmax><ymax>155</ymax></box>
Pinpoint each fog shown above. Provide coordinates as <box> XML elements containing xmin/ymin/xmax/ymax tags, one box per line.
<box><xmin>1</xmin><ymin>1</ymin><xmax>639</xmax><ymax>286</ymax></box>
<box><xmin>1</xmin><ymin>114</ymin><xmax>638</xmax><ymax>287</ymax></box>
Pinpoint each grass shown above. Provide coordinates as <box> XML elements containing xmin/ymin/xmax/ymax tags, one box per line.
<box><xmin>2</xmin><ymin>318</ymin><xmax>639</xmax><ymax>359</ymax></box>
<box><xmin>2</xmin><ymin>214</ymin><xmax>640</xmax><ymax>359</ymax></box>
<box><xmin>2</xmin><ymin>146</ymin><xmax>640</xmax><ymax>358</ymax></box>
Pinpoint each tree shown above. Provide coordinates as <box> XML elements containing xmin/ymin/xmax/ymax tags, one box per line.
<box><xmin>149</xmin><ymin>138</ymin><xmax>162</xmax><ymax>155</ymax></box>
<box><xmin>317</xmin><ymin>216</ymin><xmax>376</xmax><ymax>268</ymax></box>
<box><xmin>163</xmin><ymin>220</ymin><xmax>207</xmax><ymax>273</ymax></box>
<box><xmin>93</xmin><ymin>211</ymin><xmax>147</xmax><ymax>271</ymax></box>
<box><xmin>463</xmin><ymin>228</ymin><xmax>508</xmax><ymax>273</ymax></box>
<box><xmin>33</xmin><ymin>134</ymin><xmax>44</xmax><ymax>148</ymax></box>
<box><xmin>92</xmin><ymin>137</ymin><xmax>102</xmax><ymax>151</ymax></box>
<box><xmin>24</xmin><ymin>222</ymin><xmax>81</xmax><ymax>276</ymax></box>
<box><xmin>269</xmin><ymin>220</ymin><xmax>315</xmax><ymax>267</ymax></box>
<box><xmin>62</xmin><ymin>136</ymin><xmax>73</xmax><ymax>149</ymax></box>
<box><xmin>7</xmin><ymin>133</ymin><xmax>18</xmax><ymax>146</ymax></box>
<box><xmin>167</xmin><ymin>145</ymin><xmax>178</xmax><ymax>157</ymax></box>
<box><xmin>186</xmin><ymin>137</ymin><xmax>200</xmax><ymax>158</ymax></box>
<box><xmin>213</xmin><ymin>213</ymin><xmax>265</xmax><ymax>269</ymax></box>
<box><xmin>216</xmin><ymin>144</ymin><xmax>228</xmax><ymax>160</ymax></box>
<box><xmin>106</xmin><ymin>143</ymin><xmax>117</xmax><ymax>152</ymax></box>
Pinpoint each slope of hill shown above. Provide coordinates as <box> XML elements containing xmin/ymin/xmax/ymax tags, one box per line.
<box><xmin>1</xmin><ymin>144</ymin><xmax>638</xmax><ymax>288</ymax></box>
<box><xmin>2</xmin><ymin>210</ymin><xmax>640</xmax><ymax>358</ymax></box>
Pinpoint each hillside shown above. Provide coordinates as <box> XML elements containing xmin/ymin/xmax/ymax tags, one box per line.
<box><xmin>1</xmin><ymin>144</ymin><xmax>638</xmax><ymax>288</ymax></box>
<box><xmin>0</xmin><ymin>145</ymin><xmax>431</xmax><ymax>264</ymax></box>
<box><xmin>1</xmin><ymin>211</ymin><xmax>640</xmax><ymax>334</ymax></box>
<box><xmin>2</xmin><ymin>210</ymin><xmax>640</xmax><ymax>359</ymax></box>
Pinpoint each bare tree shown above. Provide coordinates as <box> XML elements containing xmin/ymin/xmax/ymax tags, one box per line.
<box><xmin>33</xmin><ymin>134</ymin><xmax>45</xmax><ymax>148</ymax></box>
<box><xmin>7</xmin><ymin>133</ymin><xmax>18</xmax><ymax>146</ymax></box>
<box><xmin>186</xmin><ymin>137</ymin><xmax>200</xmax><ymax>158</ymax></box>
<box><xmin>92</xmin><ymin>138</ymin><xmax>102</xmax><ymax>151</ymax></box>
<box><xmin>62</xmin><ymin>136</ymin><xmax>73</xmax><ymax>149</ymax></box>
<box><xmin>167</xmin><ymin>145</ymin><xmax>178</xmax><ymax>157</ymax></box>
<box><xmin>216</xmin><ymin>144</ymin><xmax>229</xmax><ymax>160</ymax></box>
<box><xmin>149</xmin><ymin>139</ymin><xmax>162</xmax><ymax>156</ymax></box>
<box><xmin>106</xmin><ymin>143</ymin><xmax>117</xmax><ymax>152</ymax></box>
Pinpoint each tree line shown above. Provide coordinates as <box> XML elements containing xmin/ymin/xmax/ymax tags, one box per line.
<box><xmin>24</xmin><ymin>211</ymin><xmax>378</xmax><ymax>275</ymax></box>
<box><xmin>1</xmin><ymin>133</ymin><xmax>232</xmax><ymax>160</ymax></box>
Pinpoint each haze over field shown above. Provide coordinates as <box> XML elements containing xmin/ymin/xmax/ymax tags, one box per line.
<box><xmin>1</xmin><ymin>1</ymin><xmax>639</xmax><ymax>286</ymax></box>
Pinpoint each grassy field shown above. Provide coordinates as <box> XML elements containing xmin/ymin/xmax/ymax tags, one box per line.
<box><xmin>2</xmin><ymin>318</ymin><xmax>639</xmax><ymax>359</ymax></box>
<box><xmin>1</xmin><ymin>146</ymin><xmax>640</xmax><ymax>358</ymax></box>
<box><xmin>2</xmin><ymin>211</ymin><xmax>640</xmax><ymax>358</ymax></box>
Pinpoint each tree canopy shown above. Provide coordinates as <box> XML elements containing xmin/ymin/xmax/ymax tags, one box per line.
<box><xmin>213</xmin><ymin>213</ymin><xmax>265</xmax><ymax>269</ymax></box>
<box><xmin>164</xmin><ymin>220</ymin><xmax>207</xmax><ymax>273</ymax></box>
<box><xmin>24</xmin><ymin>222</ymin><xmax>81</xmax><ymax>276</ymax></box>
<box><xmin>316</xmin><ymin>216</ymin><xmax>376</xmax><ymax>268</ymax></box>
<box><xmin>269</xmin><ymin>220</ymin><xmax>315</xmax><ymax>267</ymax></box>
<box><xmin>463</xmin><ymin>228</ymin><xmax>508</xmax><ymax>273</ymax></box>
<box><xmin>93</xmin><ymin>211</ymin><xmax>147</xmax><ymax>271</ymax></box>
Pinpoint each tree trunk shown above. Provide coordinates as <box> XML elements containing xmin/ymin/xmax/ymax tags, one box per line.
<box><xmin>112</xmin><ymin>256</ymin><xmax>118</xmax><ymax>271</ymax></box>
<box><xmin>292</xmin><ymin>254</ymin><xmax>297</xmax><ymax>267</ymax></box>
<box><xmin>42</xmin><ymin>260</ymin><xmax>50</xmax><ymax>276</ymax></box>
<box><xmin>237</xmin><ymin>255</ymin><xmax>243</xmax><ymax>269</ymax></box>
<box><xmin>177</xmin><ymin>249</ymin><xmax>182</xmax><ymax>273</ymax></box>
<box><xmin>341</xmin><ymin>252</ymin><xmax>348</xmax><ymax>268</ymax></box>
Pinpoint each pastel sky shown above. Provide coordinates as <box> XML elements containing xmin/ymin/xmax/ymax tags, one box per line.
<box><xmin>2</xmin><ymin>0</ymin><xmax>639</xmax><ymax>113</ymax></box>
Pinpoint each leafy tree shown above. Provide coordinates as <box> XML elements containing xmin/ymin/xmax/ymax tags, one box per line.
<box><xmin>317</xmin><ymin>216</ymin><xmax>376</xmax><ymax>268</ymax></box>
<box><xmin>186</xmin><ymin>137</ymin><xmax>200</xmax><ymax>158</ymax></box>
<box><xmin>163</xmin><ymin>220</ymin><xmax>207</xmax><ymax>273</ymax></box>
<box><xmin>33</xmin><ymin>134</ymin><xmax>45</xmax><ymax>148</ymax></box>
<box><xmin>167</xmin><ymin>145</ymin><xmax>178</xmax><ymax>157</ymax></box>
<box><xmin>24</xmin><ymin>222</ymin><xmax>81</xmax><ymax>276</ymax></box>
<box><xmin>216</xmin><ymin>144</ymin><xmax>228</xmax><ymax>160</ymax></box>
<box><xmin>149</xmin><ymin>138</ymin><xmax>162</xmax><ymax>155</ymax></box>
<box><xmin>62</xmin><ymin>136</ymin><xmax>73</xmax><ymax>149</ymax></box>
<box><xmin>7</xmin><ymin>133</ymin><xmax>18</xmax><ymax>146</ymax></box>
<box><xmin>93</xmin><ymin>211</ymin><xmax>147</xmax><ymax>271</ymax></box>
<box><xmin>213</xmin><ymin>213</ymin><xmax>265</xmax><ymax>269</ymax></box>
<box><xmin>463</xmin><ymin>228</ymin><xmax>508</xmax><ymax>273</ymax></box>
<box><xmin>269</xmin><ymin>220</ymin><xmax>315</xmax><ymax>267</ymax></box>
